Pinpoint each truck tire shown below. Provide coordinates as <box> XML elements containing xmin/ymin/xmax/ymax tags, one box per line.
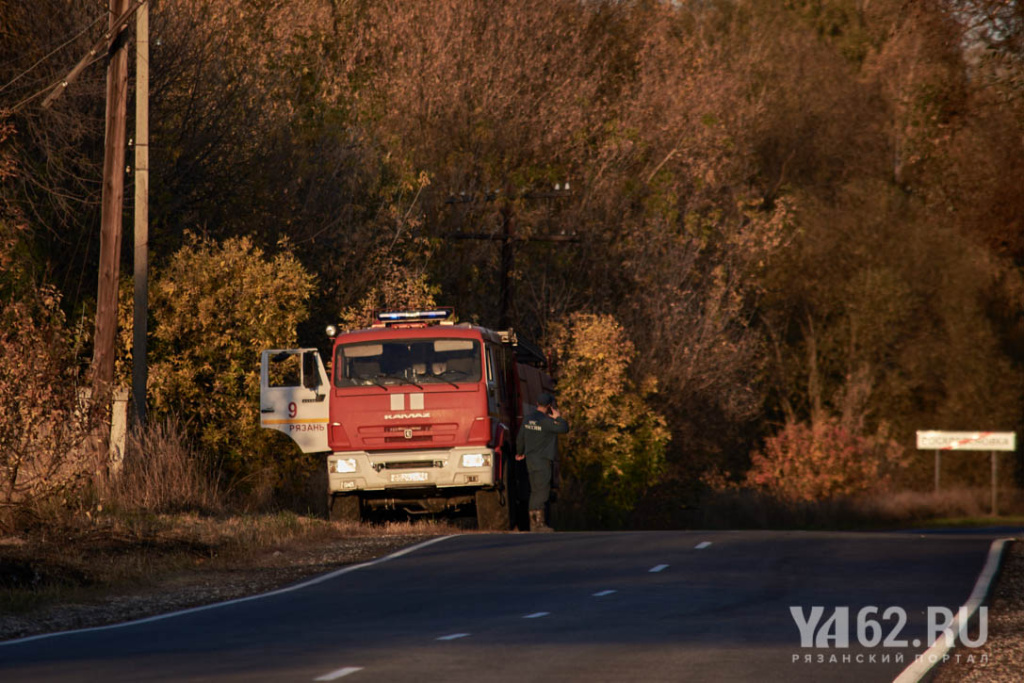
<box><xmin>475</xmin><ymin>489</ymin><xmax>506</xmax><ymax>531</ymax></box>
<box><xmin>328</xmin><ymin>494</ymin><xmax>362</xmax><ymax>523</ymax></box>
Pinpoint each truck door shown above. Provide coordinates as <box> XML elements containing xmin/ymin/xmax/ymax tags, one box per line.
<box><xmin>260</xmin><ymin>349</ymin><xmax>330</xmax><ymax>453</ymax></box>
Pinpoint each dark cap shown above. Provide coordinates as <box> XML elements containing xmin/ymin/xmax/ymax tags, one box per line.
<box><xmin>536</xmin><ymin>392</ymin><xmax>554</xmax><ymax>406</ymax></box>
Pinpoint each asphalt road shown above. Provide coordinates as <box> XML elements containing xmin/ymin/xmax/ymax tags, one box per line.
<box><xmin>0</xmin><ymin>530</ymin><xmax>1009</xmax><ymax>682</ymax></box>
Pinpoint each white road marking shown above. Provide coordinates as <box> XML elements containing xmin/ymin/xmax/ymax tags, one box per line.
<box><xmin>893</xmin><ymin>537</ymin><xmax>1014</xmax><ymax>683</ymax></box>
<box><xmin>695</xmin><ymin>541</ymin><xmax>712</xmax><ymax>549</ymax></box>
<box><xmin>649</xmin><ymin>564</ymin><xmax>669</xmax><ymax>573</ymax></box>
<box><xmin>523</xmin><ymin>612</ymin><xmax>550</xmax><ymax>619</ymax></box>
<box><xmin>437</xmin><ymin>633</ymin><xmax>471</xmax><ymax>641</ymax></box>
<box><xmin>592</xmin><ymin>590</ymin><xmax>617</xmax><ymax>597</ymax></box>
<box><xmin>315</xmin><ymin>667</ymin><xmax>363</xmax><ymax>681</ymax></box>
<box><xmin>0</xmin><ymin>536</ymin><xmax>455</xmax><ymax>648</ymax></box>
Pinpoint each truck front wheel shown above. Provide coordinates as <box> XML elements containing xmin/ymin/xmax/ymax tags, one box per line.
<box><xmin>475</xmin><ymin>489</ymin><xmax>506</xmax><ymax>531</ymax></box>
<box><xmin>328</xmin><ymin>494</ymin><xmax>362</xmax><ymax>523</ymax></box>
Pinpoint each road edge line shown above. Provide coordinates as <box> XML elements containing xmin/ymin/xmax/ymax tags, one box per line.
<box><xmin>892</xmin><ymin>536</ymin><xmax>1013</xmax><ymax>683</ymax></box>
<box><xmin>0</xmin><ymin>535</ymin><xmax>454</xmax><ymax>648</ymax></box>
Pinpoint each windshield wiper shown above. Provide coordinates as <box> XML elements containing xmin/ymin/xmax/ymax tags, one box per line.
<box><xmin>425</xmin><ymin>372</ymin><xmax>460</xmax><ymax>389</ymax></box>
<box><xmin>376</xmin><ymin>373</ymin><xmax>423</xmax><ymax>390</ymax></box>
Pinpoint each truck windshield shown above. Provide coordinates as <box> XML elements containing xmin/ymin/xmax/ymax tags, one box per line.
<box><xmin>334</xmin><ymin>338</ymin><xmax>482</xmax><ymax>388</ymax></box>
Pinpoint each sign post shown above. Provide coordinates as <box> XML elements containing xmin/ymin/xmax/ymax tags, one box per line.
<box><xmin>916</xmin><ymin>431</ymin><xmax>1017</xmax><ymax>516</ymax></box>
<box><xmin>992</xmin><ymin>450</ymin><xmax>998</xmax><ymax>517</ymax></box>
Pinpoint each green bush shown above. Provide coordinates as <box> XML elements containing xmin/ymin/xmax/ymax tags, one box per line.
<box><xmin>547</xmin><ymin>312</ymin><xmax>670</xmax><ymax>527</ymax></box>
<box><xmin>122</xmin><ymin>234</ymin><xmax>316</xmax><ymax>500</ymax></box>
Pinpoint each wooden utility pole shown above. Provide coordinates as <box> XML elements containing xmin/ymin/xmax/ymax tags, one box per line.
<box><xmin>447</xmin><ymin>186</ymin><xmax>577</xmax><ymax>329</ymax></box>
<box><xmin>498</xmin><ymin>205</ymin><xmax>515</xmax><ymax>330</ymax></box>
<box><xmin>40</xmin><ymin>1</ymin><xmax>147</xmax><ymax>110</ymax></box>
<box><xmin>133</xmin><ymin>0</ymin><xmax>149</xmax><ymax>425</ymax></box>
<box><xmin>91</xmin><ymin>0</ymin><xmax>132</xmax><ymax>412</ymax></box>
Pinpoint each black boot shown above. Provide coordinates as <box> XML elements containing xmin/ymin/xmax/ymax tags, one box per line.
<box><xmin>529</xmin><ymin>509</ymin><xmax>553</xmax><ymax>533</ymax></box>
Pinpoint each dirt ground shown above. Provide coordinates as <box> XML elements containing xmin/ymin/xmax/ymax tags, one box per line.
<box><xmin>0</xmin><ymin>525</ymin><xmax>440</xmax><ymax>642</ymax></box>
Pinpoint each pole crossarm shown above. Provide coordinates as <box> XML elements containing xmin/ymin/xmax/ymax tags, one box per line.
<box><xmin>41</xmin><ymin>0</ymin><xmax>148</xmax><ymax>109</ymax></box>
<box><xmin>449</xmin><ymin>232</ymin><xmax>581</xmax><ymax>243</ymax></box>
<box><xmin>442</xmin><ymin>186</ymin><xmax>576</xmax><ymax>328</ymax></box>
<box><xmin>444</xmin><ymin>189</ymin><xmax>573</xmax><ymax>204</ymax></box>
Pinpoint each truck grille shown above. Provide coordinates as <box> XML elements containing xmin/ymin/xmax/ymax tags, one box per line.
<box><xmin>371</xmin><ymin>459</ymin><xmax>444</xmax><ymax>472</ymax></box>
<box><xmin>383</xmin><ymin>460</ymin><xmax>439</xmax><ymax>470</ymax></box>
<box><xmin>357</xmin><ymin>422</ymin><xmax>458</xmax><ymax>446</ymax></box>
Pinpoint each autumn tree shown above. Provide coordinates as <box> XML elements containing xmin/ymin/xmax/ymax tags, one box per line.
<box><xmin>315</xmin><ymin>1</ymin><xmax>803</xmax><ymax>484</ymax></box>
<box><xmin>748</xmin><ymin>1</ymin><xmax>1024</xmax><ymax>493</ymax></box>
<box><xmin>0</xmin><ymin>119</ymin><xmax>95</xmax><ymax>528</ymax></box>
<box><xmin>338</xmin><ymin>248</ymin><xmax>441</xmax><ymax>331</ymax></box>
<box><xmin>547</xmin><ymin>313</ymin><xmax>670</xmax><ymax>526</ymax></box>
<box><xmin>0</xmin><ymin>287</ymin><xmax>96</xmax><ymax>528</ymax></box>
<box><xmin>0</xmin><ymin>1</ymin><xmax>107</xmax><ymax>314</ymax></box>
<box><xmin>124</xmin><ymin>235</ymin><xmax>316</xmax><ymax>493</ymax></box>
<box><xmin>5</xmin><ymin>0</ymin><xmax>1024</xmax><ymax>515</ymax></box>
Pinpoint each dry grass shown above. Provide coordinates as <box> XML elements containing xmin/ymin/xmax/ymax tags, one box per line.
<box><xmin>0</xmin><ymin>417</ymin><xmax>469</xmax><ymax>619</ymax></box>
<box><xmin>97</xmin><ymin>419</ymin><xmax>223</xmax><ymax>515</ymax></box>
<box><xmin>692</xmin><ymin>486</ymin><xmax>1024</xmax><ymax>530</ymax></box>
<box><xmin>0</xmin><ymin>510</ymin><xmax>458</xmax><ymax>616</ymax></box>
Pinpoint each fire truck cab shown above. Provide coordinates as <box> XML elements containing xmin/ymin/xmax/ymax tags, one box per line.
<box><xmin>260</xmin><ymin>308</ymin><xmax>552</xmax><ymax>529</ymax></box>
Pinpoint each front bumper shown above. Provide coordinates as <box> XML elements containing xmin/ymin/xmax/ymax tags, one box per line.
<box><xmin>327</xmin><ymin>446</ymin><xmax>496</xmax><ymax>494</ymax></box>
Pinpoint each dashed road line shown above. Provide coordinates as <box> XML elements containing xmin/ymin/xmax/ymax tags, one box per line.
<box><xmin>649</xmin><ymin>564</ymin><xmax>669</xmax><ymax>573</ymax></box>
<box><xmin>314</xmin><ymin>666</ymin><xmax>363</xmax><ymax>681</ymax></box>
<box><xmin>523</xmin><ymin>612</ymin><xmax>550</xmax><ymax>619</ymax></box>
<box><xmin>437</xmin><ymin>633</ymin><xmax>471</xmax><ymax>641</ymax></box>
<box><xmin>592</xmin><ymin>589</ymin><xmax>617</xmax><ymax>597</ymax></box>
<box><xmin>695</xmin><ymin>541</ymin><xmax>712</xmax><ymax>549</ymax></box>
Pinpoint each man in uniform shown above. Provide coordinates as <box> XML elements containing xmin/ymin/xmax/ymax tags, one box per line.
<box><xmin>515</xmin><ymin>392</ymin><xmax>569</xmax><ymax>532</ymax></box>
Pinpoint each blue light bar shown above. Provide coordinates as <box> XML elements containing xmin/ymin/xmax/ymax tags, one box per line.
<box><xmin>375</xmin><ymin>308</ymin><xmax>454</xmax><ymax>324</ymax></box>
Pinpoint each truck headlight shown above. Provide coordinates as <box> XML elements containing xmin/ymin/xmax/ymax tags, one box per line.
<box><xmin>461</xmin><ymin>453</ymin><xmax>489</xmax><ymax>468</ymax></box>
<box><xmin>334</xmin><ymin>458</ymin><xmax>357</xmax><ymax>473</ymax></box>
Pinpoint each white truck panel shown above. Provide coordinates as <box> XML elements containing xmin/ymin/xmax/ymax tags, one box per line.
<box><xmin>260</xmin><ymin>349</ymin><xmax>330</xmax><ymax>453</ymax></box>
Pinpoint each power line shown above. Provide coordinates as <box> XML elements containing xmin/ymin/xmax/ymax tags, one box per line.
<box><xmin>444</xmin><ymin>186</ymin><xmax>578</xmax><ymax>329</ymax></box>
<box><xmin>0</xmin><ymin>13</ymin><xmax>106</xmax><ymax>97</ymax></box>
<box><xmin>11</xmin><ymin>0</ymin><xmax>148</xmax><ymax>112</ymax></box>
<box><xmin>8</xmin><ymin>54</ymin><xmax>106</xmax><ymax>112</ymax></box>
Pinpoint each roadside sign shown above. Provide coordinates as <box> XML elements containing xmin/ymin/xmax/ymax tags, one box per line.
<box><xmin>916</xmin><ymin>430</ymin><xmax>1016</xmax><ymax>516</ymax></box>
<box><xmin>915</xmin><ymin>431</ymin><xmax>1016</xmax><ymax>452</ymax></box>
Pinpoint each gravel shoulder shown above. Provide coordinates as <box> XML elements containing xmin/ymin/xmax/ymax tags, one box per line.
<box><xmin>931</xmin><ymin>539</ymin><xmax>1023</xmax><ymax>682</ymax></box>
<box><xmin>0</xmin><ymin>532</ymin><xmax>440</xmax><ymax>643</ymax></box>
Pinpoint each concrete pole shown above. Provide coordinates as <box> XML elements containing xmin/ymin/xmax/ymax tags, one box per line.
<box><xmin>132</xmin><ymin>0</ymin><xmax>149</xmax><ymax>426</ymax></box>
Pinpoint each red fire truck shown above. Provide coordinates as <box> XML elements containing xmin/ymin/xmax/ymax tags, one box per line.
<box><xmin>259</xmin><ymin>308</ymin><xmax>553</xmax><ymax>529</ymax></box>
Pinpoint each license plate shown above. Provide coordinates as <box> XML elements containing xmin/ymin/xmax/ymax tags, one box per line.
<box><xmin>390</xmin><ymin>472</ymin><xmax>428</xmax><ymax>483</ymax></box>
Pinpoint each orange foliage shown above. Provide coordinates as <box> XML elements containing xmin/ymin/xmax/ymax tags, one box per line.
<box><xmin>746</xmin><ymin>418</ymin><xmax>908</xmax><ymax>503</ymax></box>
<box><xmin>0</xmin><ymin>289</ymin><xmax>95</xmax><ymax>523</ymax></box>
